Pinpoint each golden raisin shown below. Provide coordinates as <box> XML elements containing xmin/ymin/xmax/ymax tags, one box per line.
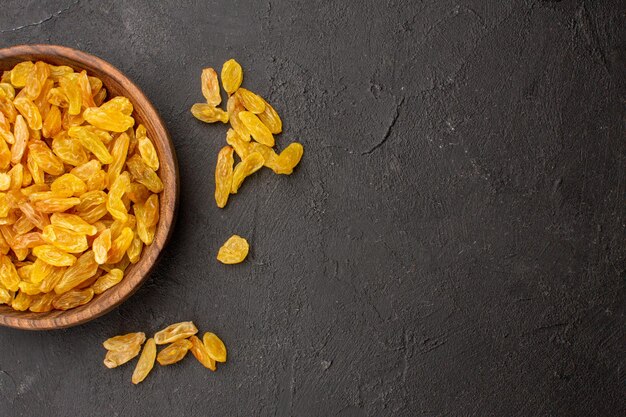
<box><xmin>221</xmin><ymin>59</ymin><xmax>243</xmax><ymax>94</ymax></box>
<box><xmin>231</xmin><ymin>152</ymin><xmax>264</xmax><ymax>193</ymax></box>
<box><xmin>132</xmin><ymin>338</ymin><xmax>156</xmax><ymax>384</ymax></box>
<box><xmin>217</xmin><ymin>235</ymin><xmax>249</xmax><ymax>264</ymax></box>
<box><xmin>238</xmin><ymin>111</ymin><xmax>274</xmax><ymax>147</ymax></box>
<box><xmin>215</xmin><ymin>146</ymin><xmax>234</xmax><ymax>208</ymax></box>
<box><xmin>154</xmin><ymin>321</ymin><xmax>198</xmax><ymax>345</ymax></box>
<box><xmin>202</xmin><ymin>332</ymin><xmax>227</xmax><ymax>362</ymax></box>
<box><xmin>189</xmin><ymin>335</ymin><xmax>217</xmax><ymax>371</ymax></box>
<box><xmin>191</xmin><ymin>103</ymin><xmax>229</xmax><ymax>123</ymax></box>
<box><xmin>157</xmin><ymin>339</ymin><xmax>193</xmax><ymax>366</ymax></box>
<box><xmin>201</xmin><ymin>68</ymin><xmax>221</xmax><ymax>106</ymax></box>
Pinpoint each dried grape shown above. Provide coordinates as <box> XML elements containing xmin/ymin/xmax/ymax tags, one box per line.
<box><xmin>157</xmin><ymin>339</ymin><xmax>192</xmax><ymax>366</ymax></box>
<box><xmin>132</xmin><ymin>338</ymin><xmax>156</xmax><ymax>384</ymax></box>
<box><xmin>217</xmin><ymin>235</ymin><xmax>249</xmax><ymax>264</ymax></box>
<box><xmin>154</xmin><ymin>321</ymin><xmax>198</xmax><ymax>345</ymax></box>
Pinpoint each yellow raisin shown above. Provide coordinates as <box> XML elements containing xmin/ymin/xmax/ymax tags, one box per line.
<box><xmin>103</xmin><ymin>332</ymin><xmax>146</xmax><ymax>351</ymax></box>
<box><xmin>13</xmin><ymin>97</ymin><xmax>42</xmax><ymax>130</ymax></box>
<box><xmin>215</xmin><ymin>146</ymin><xmax>234</xmax><ymax>208</ymax></box>
<box><xmin>75</xmin><ymin>190</ymin><xmax>108</xmax><ymax>224</ymax></box>
<box><xmin>201</xmin><ymin>68</ymin><xmax>221</xmax><ymax>106</ymax></box>
<box><xmin>137</xmin><ymin>130</ymin><xmax>159</xmax><ymax>170</ymax></box>
<box><xmin>23</xmin><ymin>61</ymin><xmax>50</xmax><ymax>100</ymax></box>
<box><xmin>226</xmin><ymin>128</ymin><xmax>250</xmax><ymax>159</ymax></box>
<box><xmin>217</xmin><ymin>235</ymin><xmax>249</xmax><ymax>264</ymax></box>
<box><xmin>127</xmin><ymin>232</ymin><xmax>143</xmax><ymax>264</ymax></box>
<box><xmin>34</xmin><ymin>197</ymin><xmax>81</xmax><ymax>213</ymax></box>
<box><xmin>92</xmin><ymin>268</ymin><xmax>123</xmax><ymax>294</ymax></box>
<box><xmin>51</xmin><ymin>174</ymin><xmax>87</xmax><ymax>197</ymax></box>
<box><xmin>135</xmin><ymin>194</ymin><xmax>158</xmax><ymax>245</ymax></box>
<box><xmin>257</xmin><ymin>97</ymin><xmax>282</xmax><ymax>134</ymax></box>
<box><xmin>235</xmin><ymin>88</ymin><xmax>265</xmax><ymax>114</ymax></box>
<box><xmin>126</xmin><ymin>154</ymin><xmax>163</xmax><ymax>193</ymax></box>
<box><xmin>157</xmin><ymin>339</ymin><xmax>193</xmax><ymax>366</ymax></box>
<box><xmin>0</xmin><ymin>254</ymin><xmax>20</xmax><ymax>291</ymax></box>
<box><xmin>58</xmin><ymin>74</ymin><xmax>82</xmax><ymax>115</ymax></box>
<box><xmin>11</xmin><ymin>115</ymin><xmax>28</xmax><ymax>164</ymax></box>
<box><xmin>221</xmin><ymin>59</ymin><xmax>243</xmax><ymax>94</ymax></box>
<box><xmin>54</xmin><ymin>250</ymin><xmax>98</xmax><ymax>294</ymax></box>
<box><xmin>106</xmin><ymin>172</ymin><xmax>130</xmax><ymax>222</ymax></box>
<box><xmin>50</xmin><ymin>213</ymin><xmax>97</xmax><ymax>236</ymax></box>
<box><xmin>107</xmin><ymin>132</ymin><xmax>129</xmax><ymax>186</ymax></box>
<box><xmin>231</xmin><ymin>152</ymin><xmax>264</xmax><ymax>193</ymax></box>
<box><xmin>51</xmin><ymin>133</ymin><xmax>88</xmax><ymax>166</ymax></box>
<box><xmin>11</xmin><ymin>291</ymin><xmax>33</xmax><ymax>311</ymax></box>
<box><xmin>29</xmin><ymin>292</ymin><xmax>56</xmax><ymax>312</ymax></box>
<box><xmin>41</xmin><ymin>225</ymin><xmax>89</xmax><ymax>253</ymax></box>
<box><xmin>104</xmin><ymin>343</ymin><xmax>141</xmax><ymax>369</ymax></box>
<box><xmin>93</xmin><ymin>229</ymin><xmax>111</xmax><ymax>264</ymax></box>
<box><xmin>28</xmin><ymin>140</ymin><xmax>65</xmax><ymax>175</ymax></box>
<box><xmin>189</xmin><ymin>335</ymin><xmax>216</xmax><ymax>371</ymax></box>
<box><xmin>10</xmin><ymin>61</ymin><xmax>34</xmax><ymax>88</ymax></box>
<box><xmin>227</xmin><ymin>95</ymin><xmax>251</xmax><ymax>141</ymax></box>
<box><xmin>52</xmin><ymin>287</ymin><xmax>94</xmax><ymax>310</ymax></box>
<box><xmin>238</xmin><ymin>111</ymin><xmax>274</xmax><ymax>147</ymax></box>
<box><xmin>107</xmin><ymin>227</ymin><xmax>134</xmax><ymax>264</ymax></box>
<box><xmin>132</xmin><ymin>338</ymin><xmax>157</xmax><ymax>384</ymax></box>
<box><xmin>77</xmin><ymin>70</ymin><xmax>96</xmax><ymax>108</ymax></box>
<box><xmin>100</xmin><ymin>96</ymin><xmax>133</xmax><ymax>116</ymax></box>
<box><xmin>154</xmin><ymin>321</ymin><xmax>198</xmax><ymax>345</ymax></box>
<box><xmin>273</xmin><ymin>142</ymin><xmax>304</xmax><ymax>175</ymax></box>
<box><xmin>202</xmin><ymin>332</ymin><xmax>227</xmax><ymax>362</ymax></box>
<box><xmin>0</xmin><ymin>83</ymin><xmax>15</xmax><ymax>100</ymax></box>
<box><xmin>190</xmin><ymin>103</ymin><xmax>229</xmax><ymax>123</ymax></box>
<box><xmin>32</xmin><ymin>244</ymin><xmax>76</xmax><ymax>267</ymax></box>
<box><xmin>68</xmin><ymin>126</ymin><xmax>113</xmax><ymax>164</ymax></box>
<box><xmin>83</xmin><ymin>107</ymin><xmax>134</xmax><ymax>132</ymax></box>
<box><xmin>42</xmin><ymin>105</ymin><xmax>62</xmax><ymax>138</ymax></box>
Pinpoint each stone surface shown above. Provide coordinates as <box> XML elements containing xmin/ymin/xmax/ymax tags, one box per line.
<box><xmin>0</xmin><ymin>0</ymin><xmax>624</xmax><ymax>416</ymax></box>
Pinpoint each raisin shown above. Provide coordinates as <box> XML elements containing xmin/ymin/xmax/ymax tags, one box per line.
<box><xmin>257</xmin><ymin>97</ymin><xmax>282</xmax><ymax>134</ymax></box>
<box><xmin>221</xmin><ymin>59</ymin><xmax>243</xmax><ymax>94</ymax></box>
<box><xmin>201</xmin><ymin>68</ymin><xmax>221</xmax><ymax>106</ymax></box>
<box><xmin>13</xmin><ymin>97</ymin><xmax>42</xmax><ymax>130</ymax></box>
<box><xmin>154</xmin><ymin>321</ymin><xmax>198</xmax><ymax>345</ymax></box>
<box><xmin>108</xmin><ymin>132</ymin><xmax>129</xmax><ymax>186</ymax></box>
<box><xmin>92</xmin><ymin>268</ymin><xmax>123</xmax><ymax>294</ymax></box>
<box><xmin>217</xmin><ymin>235</ymin><xmax>249</xmax><ymax>264</ymax></box>
<box><xmin>157</xmin><ymin>339</ymin><xmax>193</xmax><ymax>366</ymax></box>
<box><xmin>11</xmin><ymin>115</ymin><xmax>28</xmax><ymax>164</ymax></box>
<box><xmin>32</xmin><ymin>244</ymin><xmax>76</xmax><ymax>267</ymax></box>
<box><xmin>126</xmin><ymin>154</ymin><xmax>163</xmax><ymax>193</ymax></box>
<box><xmin>58</xmin><ymin>74</ymin><xmax>82</xmax><ymax>115</ymax></box>
<box><xmin>104</xmin><ymin>344</ymin><xmax>141</xmax><ymax>369</ymax></box>
<box><xmin>52</xmin><ymin>287</ymin><xmax>94</xmax><ymax>310</ymax></box>
<box><xmin>42</xmin><ymin>225</ymin><xmax>89</xmax><ymax>253</ymax></box>
<box><xmin>231</xmin><ymin>152</ymin><xmax>264</xmax><ymax>193</ymax></box>
<box><xmin>202</xmin><ymin>332</ymin><xmax>227</xmax><ymax>362</ymax></box>
<box><xmin>235</xmin><ymin>88</ymin><xmax>265</xmax><ymax>114</ymax></box>
<box><xmin>54</xmin><ymin>250</ymin><xmax>98</xmax><ymax>294</ymax></box>
<box><xmin>50</xmin><ymin>174</ymin><xmax>87</xmax><ymax>197</ymax></box>
<box><xmin>189</xmin><ymin>335</ymin><xmax>217</xmax><ymax>370</ymax></box>
<box><xmin>238</xmin><ymin>111</ymin><xmax>274</xmax><ymax>147</ymax></box>
<box><xmin>215</xmin><ymin>146</ymin><xmax>234</xmax><ymax>208</ymax></box>
<box><xmin>93</xmin><ymin>229</ymin><xmax>111</xmax><ymax>265</ymax></box>
<box><xmin>132</xmin><ymin>338</ymin><xmax>156</xmax><ymax>384</ymax></box>
<box><xmin>50</xmin><ymin>213</ymin><xmax>97</xmax><ymax>236</ymax></box>
<box><xmin>191</xmin><ymin>103</ymin><xmax>229</xmax><ymax>123</ymax></box>
<box><xmin>83</xmin><ymin>107</ymin><xmax>134</xmax><ymax>132</ymax></box>
<box><xmin>68</xmin><ymin>126</ymin><xmax>113</xmax><ymax>164</ymax></box>
<box><xmin>103</xmin><ymin>332</ymin><xmax>146</xmax><ymax>351</ymax></box>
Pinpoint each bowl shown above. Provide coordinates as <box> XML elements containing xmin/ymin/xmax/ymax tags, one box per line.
<box><xmin>0</xmin><ymin>44</ymin><xmax>178</xmax><ymax>330</ymax></box>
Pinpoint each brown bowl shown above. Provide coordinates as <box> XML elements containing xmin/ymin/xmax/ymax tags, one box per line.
<box><xmin>0</xmin><ymin>44</ymin><xmax>178</xmax><ymax>330</ymax></box>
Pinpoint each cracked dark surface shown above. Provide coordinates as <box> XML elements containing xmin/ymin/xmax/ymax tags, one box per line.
<box><xmin>0</xmin><ymin>0</ymin><xmax>624</xmax><ymax>416</ymax></box>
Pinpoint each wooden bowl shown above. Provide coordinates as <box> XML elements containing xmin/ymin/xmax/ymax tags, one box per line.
<box><xmin>0</xmin><ymin>45</ymin><xmax>179</xmax><ymax>330</ymax></box>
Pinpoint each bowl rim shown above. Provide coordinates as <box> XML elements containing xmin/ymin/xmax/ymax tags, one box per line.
<box><xmin>0</xmin><ymin>44</ymin><xmax>179</xmax><ymax>330</ymax></box>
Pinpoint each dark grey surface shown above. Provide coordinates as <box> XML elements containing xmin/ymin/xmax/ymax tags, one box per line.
<box><xmin>0</xmin><ymin>0</ymin><xmax>624</xmax><ymax>416</ymax></box>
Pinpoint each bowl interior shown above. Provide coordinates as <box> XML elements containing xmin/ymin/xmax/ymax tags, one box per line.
<box><xmin>0</xmin><ymin>45</ymin><xmax>178</xmax><ymax>330</ymax></box>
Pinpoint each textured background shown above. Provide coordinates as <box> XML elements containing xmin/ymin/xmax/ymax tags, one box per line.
<box><xmin>0</xmin><ymin>0</ymin><xmax>624</xmax><ymax>416</ymax></box>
